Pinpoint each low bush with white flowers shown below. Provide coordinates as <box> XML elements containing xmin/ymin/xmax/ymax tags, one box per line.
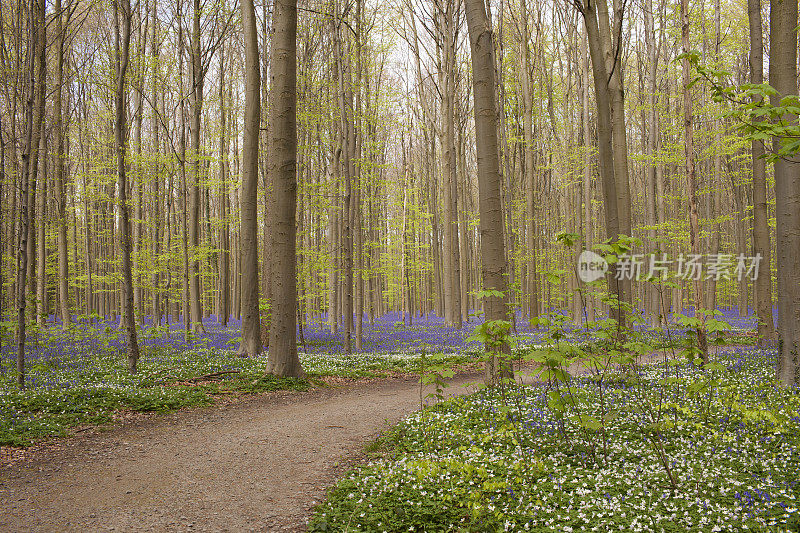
<box><xmin>310</xmin><ymin>346</ymin><xmax>800</xmax><ymax>532</ymax></box>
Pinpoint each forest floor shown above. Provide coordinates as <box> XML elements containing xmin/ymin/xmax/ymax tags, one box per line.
<box><xmin>0</xmin><ymin>345</ymin><xmax>737</xmax><ymax>532</ymax></box>
<box><xmin>0</xmin><ymin>369</ymin><xmax>492</xmax><ymax>532</ymax></box>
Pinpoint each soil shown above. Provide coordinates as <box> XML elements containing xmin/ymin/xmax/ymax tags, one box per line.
<box><xmin>0</xmin><ymin>372</ymin><xmax>485</xmax><ymax>532</ymax></box>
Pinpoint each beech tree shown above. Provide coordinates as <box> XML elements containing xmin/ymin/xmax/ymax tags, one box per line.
<box><xmin>464</xmin><ymin>0</ymin><xmax>510</xmax><ymax>385</ymax></box>
<box><xmin>112</xmin><ymin>0</ymin><xmax>140</xmax><ymax>373</ymax></box>
<box><xmin>681</xmin><ymin>0</ymin><xmax>708</xmax><ymax>361</ymax></box>
<box><xmin>770</xmin><ymin>0</ymin><xmax>800</xmax><ymax>387</ymax></box>
<box><xmin>237</xmin><ymin>0</ymin><xmax>261</xmax><ymax>357</ymax></box>
<box><xmin>15</xmin><ymin>0</ymin><xmax>46</xmax><ymax>388</ymax></box>
<box><xmin>265</xmin><ymin>0</ymin><xmax>304</xmax><ymax>378</ymax></box>
<box><xmin>571</xmin><ymin>0</ymin><xmax>631</xmax><ymax>323</ymax></box>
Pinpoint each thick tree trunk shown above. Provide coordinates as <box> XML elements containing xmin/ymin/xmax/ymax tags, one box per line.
<box><xmin>579</xmin><ymin>0</ymin><xmax>624</xmax><ymax>324</ymax></box>
<box><xmin>465</xmin><ymin>0</ymin><xmax>511</xmax><ymax>386</ymax></box>
<box><xmin>770</xmin><ymin>0</ymin><xmax>800</xmax><ymax>387</ymax></box>
<box><xmin>266</xmin><ymin>0</ymin><xmax>304</xmax><ymax>378</ymax></box>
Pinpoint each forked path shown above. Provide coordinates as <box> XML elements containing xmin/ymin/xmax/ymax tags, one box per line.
<box><xmin>0</xmin><ymin>373</ymin><xmax>487</xmax><ymax>532</ymax></box>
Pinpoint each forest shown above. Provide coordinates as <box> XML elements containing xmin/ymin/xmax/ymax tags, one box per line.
<box><xmin>1</xmin><ymin>0</ymin><xmax>800</xmax><ymax>530</ymax></box>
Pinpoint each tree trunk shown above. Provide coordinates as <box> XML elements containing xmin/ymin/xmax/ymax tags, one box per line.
<box><xmin>218</xmin><ymin>44</ymin><xmax>230</xmax><ymax>327</ymax></box>
<box><xmin>16</xmin><ymin>0</ymin><xmax>46</xmax><ymax>388</ymax></box>
<box><xmin>266</xmin><ymin>0</ymin><xmax>304</xmax><ymax>378</ymax></box>
<box><xmin>681</xmin><ymin>0</ymin><xmax>708</xmax><ymax>361</ymax></box>
<box><xmin>35</xmin><ymin>133</ymin><xmax>46</xmax><ymax>327</ymax></box>
<box><xmin>113</xmin><ymin>0</ymin><xmax>141</xmax><ymax>373</ymax></box>
<box><xmin>520</xmin><ymin>0</ymin><xmax>539</xmax><ymax>322</ymax></box>
<box><xmin>748</xmin><ymin>0</ymin><xmax>776</xmax><ymax>342</ymax></box>
<box><xmin>579</xmin><ymin>0</ymin><xmax>624</xmax><ymax>324</ymax></box>
<box><xmin>238</xmin><ymin>0</ymin><xmax>261</xmax><ymax>357</ymax></box>
<box><xmin>465</xmin><ymin>0</ymin><xmax>511</xmax><ymax>386</ymax></box>
<box><xmin>440</xmin><ymin>0</ymin><xmax>462</xmax><ymax>328</ymax></box>
<box><xmin>150</xmin><ymin>0</ymin><xmax>162</xmax><ymax>326</ymax></box>
<box><xmin>54</xmin><ymin>0</ymin><xmax>70</xmax><ymax>329</ymax></box>
<box><xmin>770</xmin><ymin>0</ymin><xmax>800</xmax><ymax>387</ymax></box>
<box><xmin>188</xmin><ymin>0</ymin><xmax>205</xmax><ymax>333</ymax></box>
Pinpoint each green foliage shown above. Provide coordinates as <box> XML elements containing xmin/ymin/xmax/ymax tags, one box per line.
<box><xmin>681</xmin><ymin>51</ymin><xmax>800</xmax><ymax>160</ymax></box>
<box><xmin>311</xmin><ymin>348</ymin><xmax>800</xmax><ymax>532</ymax></box>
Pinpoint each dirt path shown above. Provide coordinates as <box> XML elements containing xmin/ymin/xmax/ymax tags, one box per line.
<box><xmin>0</xmin><ymin>373</ymin><xmax>486</xmax><ymax>532</ymax></box>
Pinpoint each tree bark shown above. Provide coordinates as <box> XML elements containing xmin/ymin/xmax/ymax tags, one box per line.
<box><xmin>770</xmin><ymin>0</ymin><xmax>800</xmax><ymax>387</ymax></box>
<box><xmin>188</xmin><ymin>0</ymin><xmax>205</xmax><ymax>333</ymax></box>
<box><xmin>681</xmin><ymin>0</ymin><xmax>708</xmax><ymax>361</ymax></box>
<box><xmin>150</xmin><ymin>0</ymin><xmax>162</xmax><ymax>326</ymax></box>
<box><xmin>266</xmin><ymin>0</ymin><xmax>304</xmax><ymax>378</ymax></box>
<box><xmin>520</xmin><ymin>0</ymin><xmax>539</xmax><ymax>321</ymax></box>
<box><xmin>440</xmin><ymin>0</ymin><xmax>462</xmax><ymax>328</ymax></box>
<box><xmin>238</xmin><ymin>0</ymin><xmax>261</xmax><ymax>357</ymax></box>
<box><xmin>218</xmin><ymin>42</ymin><xmax>230</xmax><ymax>327</ymax></box>
<box><xmin>465</xmin><ymin>0</ymin><xmax>511</xmax><ymax>386</ymax></box>
<box><xmin>748</xmin><ymin>0</ymin><xmax>776</xmax><ymax>342</ymax></box>
<box><xmin>578</xmin><ymin>0</ymin><xmax>624</xmax><ymax>323</ymax></box>
<box><xmin>54</xmin><ymin>0</ymin><xmax>71</xmax><ymax>329</ymax></box>
<box><xmin>16</xmin><ymin>0</ymin><xmax>46</xmax><ymax>388</ymax></box>
<box><xmin>113</xmin><ymin>0</ymin><xmax>141</xmax><ymax>373</ymax></box>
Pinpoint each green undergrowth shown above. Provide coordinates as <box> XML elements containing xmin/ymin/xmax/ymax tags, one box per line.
<box><xmin>0</xmin><ymin>342</ymin><xmax>482</xmax><ymax>447</ymax></box>
<box><xmin>309</xmin><ymin>348</ymin><xmax>800</xmax><ymax>532</ymax></box>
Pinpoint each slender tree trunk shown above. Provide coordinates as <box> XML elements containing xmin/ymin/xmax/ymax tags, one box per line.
<box><xmin>54</xmin><ymin>0</ymin><xmax>70</xmax><ymax>329</ymax></box>
<box><xmin>16</xmin><ymin>0</ymin><xmax>46</xmax><ymax>388</ymax></box>
<box><xmin>580</xmin><ymin>28</ymin><xmax>595</xmax><ymax>323</ymax></box>
<box><xmin>354</xmin><ymin>0</ymin><xmax>364</xmax><ymax>351</ymax></box>
<box><xmin>188</xmin><ymin>0</ymin><xmax>205</xmax><ymax>333</ymax></box>
<box><xmin>643</xmin><ymin>0</ymin><xmax>662</xmax><ymax>325</ymax></box>
<box><xmin>218</xmin><ymin>45</ymin><xmax>230</xmax><ymax>327</ymax></box>
<box><xmin>748</xmin><ymin>0</ymin><xmax>776</xmax><ymax>342</ymax></box>
<box><xmin>35</xmin><ymin>133</ymin><xmax>46</xmax><ymax>327</ymax></box>
<box><xmin>113</xmin><ymin>0</ymin><xmax>141</xmax><ymax>373</ymax></box>
<box><xmin>238</xmin><ymin>0</ymin><xmax>261</xmax><ymax>357</ymax></box>
<box><xmin>150</xmin><ymin>0</ymin><xmax>162</xmax><ymax>326</ymax></box>
<box><xmin>579</xmin><ymin>0</ymin><xmax>623</xmax><ymax>323</ymax></box>
<box><xmin>681</xmin><ymin>0</ymin><xmax>708</xmax><ymax>361</ymax></box>
<box><xmin>332</xmin><ymin>6</ymin><xmax>353</xmax><ymax>352</ymax></box>
<box><xmin>521</xmin><ymin>0</ymin><xmax>538</xmax><ymax>321</ymax></box>
<box><xmin>441</xmin><ymin>1</ymin><xmax>462</xmax><ymax>328</ymax></box>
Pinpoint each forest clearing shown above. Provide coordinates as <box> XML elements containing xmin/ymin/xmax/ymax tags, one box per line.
<box><xmin>1</xmin><ymin>0</ymin><xmax>800</xmax><ymax>530</ymax></box>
